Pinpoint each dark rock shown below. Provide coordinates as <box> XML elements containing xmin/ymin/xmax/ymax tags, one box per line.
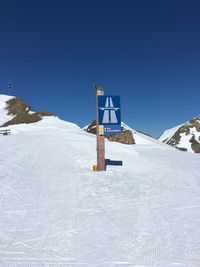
<box><xmin>106</xmin><ymin>130</ymin><xmax>135</xmax><ymax>144</ymax></box>
<box><xmin>161</xmin><ymin>115</ymin><xmax>200</xmax><ymax>153</ymax></box>
<box><xmin>176</xmin><ymin>147</ymin><xmax>188</xmax><ymax>152</ymax></box>
<box><xmin>1</xmin><ymin>97</ymin><xmax>53</xmax><ymax>127</ymax></box>
<box><xmin>84</xmin><ymin>120</ymin><xmax>135</xmax><ymax>144</ymax></box>
<box><xmin>190</xmin><ymin>135</ymin><xmax>200</xmax><ymax>153</ymax></box>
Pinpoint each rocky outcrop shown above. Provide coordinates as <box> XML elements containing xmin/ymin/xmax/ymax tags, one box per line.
<box><xmin>159</xmin><ymin>115</ymin><xmax>200</xmax><ymax>153</ymax></box>
<box><xmin>1</xmin><ymin>97</ymin><xmax>53</xmax><ymax>127</ymax></box>
<box><xmin>106</xmin><ymin>130</ymin><xmax>135</xmax><ymax>144</ymax></box>
<box><xmin>84</xmin><ymin>120</ymin><xmax>135</xmax><ymax>144</ymax></box>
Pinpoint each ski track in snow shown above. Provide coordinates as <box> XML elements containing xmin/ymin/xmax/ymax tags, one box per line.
<box><xmin>0</xmin><ymin>120</ymin><xmax>200</xmax><ymax>266</ymax></box>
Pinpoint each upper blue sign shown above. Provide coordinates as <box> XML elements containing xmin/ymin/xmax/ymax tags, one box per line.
<box><xmin>98</xmin><ymin>95</ymin><xmax>121</xmax><ymax>125</ymax></box>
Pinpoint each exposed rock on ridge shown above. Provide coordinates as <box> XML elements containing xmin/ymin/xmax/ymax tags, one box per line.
<box><xmin>1</xmin><ymin>97</ymin><xmax>53</xmax><ymax>127</ymax></box>
<box><xmin>84</xmin><ymin>120</ymin><xmax>135</xmax><ymax>144</ymax></box>
<box><xmin>159</xmin><ymin>115</ymin><xmax>200</xmax><ymax>153</ymax></box>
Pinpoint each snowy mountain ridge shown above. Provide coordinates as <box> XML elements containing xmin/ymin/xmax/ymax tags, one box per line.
<box><xmin>0</xmin><ymin>94</ymin><xmax>158</xmax><ymax>146</ymax></box>
<box><xmin>159</xmin><ymin>115</ymin><xmax>200</xmax><ymax>153</ymax></box>
<box><xmin>121</xmin><ymin>122</ymin><xmax>159</xmax><ymax>145</ymax></box>
<box><xmin>0</xmin><ymin>94</ymin><xmax>53</xmax><ymax>128</ymax></box>
<box><xmin>83</xmin><ymin>120</ymin><xmax>159</xmax><ymax>145</ymax></box>
<box><xmin>0</xmin><ymin>94</ymin><xmax>15</xmax><ymax>125</ymax></box>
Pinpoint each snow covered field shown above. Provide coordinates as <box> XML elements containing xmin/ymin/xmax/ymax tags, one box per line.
<box><xmin>0</xmin><ymin>117</ymin><xmax>200</xmax><ymax>266</ymax></box>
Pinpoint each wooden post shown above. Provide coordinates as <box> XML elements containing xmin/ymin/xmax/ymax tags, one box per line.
<box><xmin>95</xmin><ymin>85</ymin><xmax>105</xmax><ymax>171</ymax></box>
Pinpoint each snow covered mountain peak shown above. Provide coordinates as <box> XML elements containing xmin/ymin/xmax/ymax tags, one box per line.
<box><xmin>0</xmin><ymin>94</ymin><xmax>53</xmax><ymax>127</ymax></box>
<box><xmin>159</xmin><ymin>114</ymin><xmax>200</xmax><ymax>153</ymax></box>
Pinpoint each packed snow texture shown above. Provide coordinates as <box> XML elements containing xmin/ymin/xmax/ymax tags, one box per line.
<box><xmin>0</xmin><ymin>115</ymin><xmax>200</xmax><ymax>266</ymax></box>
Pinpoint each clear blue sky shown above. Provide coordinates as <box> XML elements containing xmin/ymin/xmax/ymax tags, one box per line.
<box><xmin>0</xmin><ymin>0</ymin><xmax>200</xmax><ymax>137</ymax></box>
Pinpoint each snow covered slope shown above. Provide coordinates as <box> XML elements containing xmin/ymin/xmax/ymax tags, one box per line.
<box><xmin>0</xmin><ymin>94</ymin><xmax>53</xmax><ymax>128</ymax></box>
<box><xmin>121</xmin><ymin>122</ymin><xmax>158</xmax><ymax>145</ymax></box>
<box><xmin>0</xmin><ymin>94</ymin><xmax>15</xmax><ymax>125</ymax></box>
<box><xmin>159</xmin><ymin>123</ymin><xmax>184</xmax><ymax>143</ymax></box>
<box><xmin>0</xmin><ymin>115</ymin><xmax>200</xmax><ymax>266</ymax></box>
<box><xmin>159</xmin><ymin>115</ymin><xmax>200</xmax><ymax>153</ymax></box>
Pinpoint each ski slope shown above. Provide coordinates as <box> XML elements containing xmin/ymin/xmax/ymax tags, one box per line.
<box><xmin>0</xmin><ymin>117</ymin><xmax>200</xmax><ymax>266</ymax></box>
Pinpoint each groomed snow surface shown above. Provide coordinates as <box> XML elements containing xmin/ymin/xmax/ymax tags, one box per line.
<box><xmin>0</xmin><ymin>117</ymin><xmax>200</xmax><ymax>266</ymax></box>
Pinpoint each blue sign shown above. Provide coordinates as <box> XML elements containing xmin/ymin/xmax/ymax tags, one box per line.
<box><xmin>98</xmin><ymin>95</ymin><xmax>121</xmax><ymax>135</ymax></box>
<box><xmin>98</xmin><ymin>96</ymin><xmax>121</xmax><ymax>125</ymax></box>
<box><xmin>104</xmin><ymin>124</ymin><xmax>121</xmax><ymax>135</ymax></box>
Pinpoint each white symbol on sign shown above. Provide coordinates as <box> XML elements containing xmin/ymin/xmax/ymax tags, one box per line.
<box><xmin>99</xmin><ymin>97</ymin><xmax>120</xmax><ymax>123</ymax></box>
